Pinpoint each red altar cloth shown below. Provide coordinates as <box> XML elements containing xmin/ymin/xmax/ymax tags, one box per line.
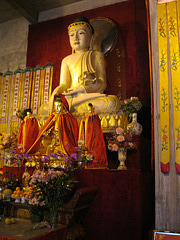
<box><xmin>74</xmin><ymin>169</ymin><xmax>154</xmax><ymax>240</ymax></box>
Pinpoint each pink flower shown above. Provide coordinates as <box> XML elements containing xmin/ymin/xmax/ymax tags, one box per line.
<box><xmin>46</xmin><ymin>169</ymin><xmax>63</xmax><ymax>180</ymax></box>
<box><xmin>112</xmin><ymin>144</ymin><xmax>119</xmax><ymax>151</ymax></box>
<box><xmin>117</xmin><ymin>135</ymin><xmax>125</xmax><ymax>142</ymax></box>
<box><xmin>56</xmin><ymin>170</ymin><xmax>63</xmax><ymax>177</ymax></box>
<box><xmin>29</xmin><ymin>170</ymin><xmax>45</xmax><ymax>185</ymax></box>
<box><xmin>2</xmin><ymin>140</ymin><xmax>8</xmax><ymax>145</ymax></box>
<box><xmin>29</xmin><ymin>197</ymin><xmax>39</xmax><ymax>205</ymax></box>
<box><xmin>163</xmin><ymin>135</ymin><xmax>168</xmax><ymax>142</ymax></box>
<box><xmin>39</xmin><ymin>201</ymin><xmax>45</xmax><ymax>206</ymax></box>
<box><xmin>128</xmin><ymin>142</ymin><xmax>134</xmax><ymax>148</ymax></box>
<box><xmin>116</xmin><ymin>127</ymin><xmax>124</xmax><ymax>135</ymax></box>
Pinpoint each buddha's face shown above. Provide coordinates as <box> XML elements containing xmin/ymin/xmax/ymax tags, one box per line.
<box><xmin>26</xmin><ymin>111</ymin><xmax>31</xmax><ymax>117</ymax></box>
<box><xmin>54</xmin><ymin>101</ymin><xmax>62</xmax><ymax>113</ymax></box>
<box><xmin>69</xmin><ymin>26</ymin><xmax>92</xmax><ymax>52</ymax></box>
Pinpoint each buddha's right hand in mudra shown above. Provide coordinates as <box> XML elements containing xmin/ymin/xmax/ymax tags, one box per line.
<box><xmin>40</xmin><ymin>16</ymin><xmax>120</xmax><ymax>116</ymax></box>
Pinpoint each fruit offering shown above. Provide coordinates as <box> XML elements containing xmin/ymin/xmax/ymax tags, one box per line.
<box><xmin>23</xmin><ymin>186</ymin><xmax>33</xmax><ymax>199</ymax></box>
<box><xmin>11</xmin><ymin>186</ymin><xmax>33</xmax><ymax>199</ymax></box>
<box><xmin>11</xmin><ymin>187</ymin><xmax>23</xmax><ymax>198</ymax></box>
<box><xmin>5</xmin><ymin>218</ymin><xmax>15</xmax><ymax>225</ymax></box>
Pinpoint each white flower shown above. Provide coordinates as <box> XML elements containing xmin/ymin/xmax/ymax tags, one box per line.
<box><xmin>78</xmin><ymin>140</ymin><xmax>84</xmax><ymax>146</ymax></box>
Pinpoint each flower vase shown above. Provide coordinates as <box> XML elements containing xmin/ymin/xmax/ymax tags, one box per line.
<box><xmin>127</xmin><ymin>113</ymin><xmax>143</xmax><ymax>135</ymax></box>
<box><xmin>117</xmin><ymin>149</ymin><xmax>127</xmax><ymax>170</ymax></box>
<box><xmin>49</xmin><ymin>206</ymin><xmax>58</xmax><ymax>228</ymax></box>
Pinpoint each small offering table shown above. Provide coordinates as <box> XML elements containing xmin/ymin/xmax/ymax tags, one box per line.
<box><xmin>0</xmin><ymin>218</ymin><xmax>67</xmax><ymax>240</ymax></box>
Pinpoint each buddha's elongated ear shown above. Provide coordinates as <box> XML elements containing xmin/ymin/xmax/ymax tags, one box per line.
<box><xmin>89</xmin><ymin>35</ymin><xmax>95</xmax><ymax>51</ymax></box>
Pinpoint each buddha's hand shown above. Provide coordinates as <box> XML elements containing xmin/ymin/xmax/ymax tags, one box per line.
<box><xmin>63</xmin><ymin>86</ymin><xmax>85</xmax><ymax>96</ymax></box>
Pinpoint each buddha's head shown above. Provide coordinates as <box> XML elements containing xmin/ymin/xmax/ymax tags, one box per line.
<box><xmin>68</xmin><ymin>16</ymin><xmax>94</xmax><ymax>52</ymax></box>
<box><xmin>25</xmin><ymin>108</ymin><xmax>32</xmax><ymax>117</ymax></box>
<box><xmin>54</xmin><ymin>94</ymin><xmax>63</xmax><ymax>113</ymax></box>
<box><xmin>53</xmin><ymin>93</ymin><xmax>69</xmax><ymax>113</ymax></box>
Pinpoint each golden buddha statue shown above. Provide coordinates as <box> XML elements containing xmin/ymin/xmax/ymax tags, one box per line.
<box><xmin>22</xmin><ymin>166</ymin><xmax>30</xmax><ymax>188</ymax></box>
<box><xmin>46</xmin><ymin>94</ymin><xmax>69</xmax><ymax>154</ymax></box>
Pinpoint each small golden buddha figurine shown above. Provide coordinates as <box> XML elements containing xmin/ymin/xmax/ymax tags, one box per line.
<box><xmin>79</xmin><ymin>103</ymin><xmax>108</xmax><ymax>168</ymax></box>
<box><xmin>17</xmin><ymin>108</ymin><xmax>39</xmax><ymax>153</ymax></box>
<box><xmin>33</xmin><ymin>161</ymin><xmax>41</xmax><ymax>174</ymax></box>
<box><xmin>39</xmin><ymin>96</ymin><xmax>63</xmax><ymax>155</ymax></box>
<box><xmin>27</xmin><ymin>94</ymin><xmax>79</xmax><ymax>156</ymax></box>
<box><xmin>51</xmin><ymin>95</ymin><xmax>65</xmax><ymax>153</ymax></box>
<box><xmin>22</xmin><ymin>166</ymin><xmax>30</xmax><ymax>188</ymax></box>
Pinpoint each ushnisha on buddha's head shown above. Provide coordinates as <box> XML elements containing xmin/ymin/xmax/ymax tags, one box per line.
<box><xmin>68</xmin><ymin>16</ymin><xmax>94</xmax><ymax>52</ymax></box>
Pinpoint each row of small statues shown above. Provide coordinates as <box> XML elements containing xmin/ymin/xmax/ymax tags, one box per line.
<box><xmin>38</xmin><ymin>112</ymin><xmax>128</xmax><ymax>132</ymax></box>
<box><xmin>17</xmin><ymin>96</ymin><xmax>108</xmax><ymax>168</ymax></box>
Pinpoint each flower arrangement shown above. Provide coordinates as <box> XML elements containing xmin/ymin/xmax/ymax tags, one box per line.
<box><xmin>2</xmin><ymin>149</ymin><xmax>32</xmax><ymax>167</ymax></box>
<box><xmin>66</xmin><ymin>141</ymin><xmax>94</xmax><ymax>169</ymax></box>
<box><xmin>107</xmin><ymin>127</ymin><xmax>137</xmax><ymax>152</ymax></box>
<box><xmin>29</xmin><ymin>197</ymin><xmax>46</xmax><ymax>223</ymax></box>
<box><xmin>28</xmin><ymin>143</ymin><xmax>93</xmax><ymax>226</ymax></box>
<box><xmin>41</xmin><ymin>142</ymin><xmax>93</xmax><ymax>169</ymax></box>
<box><xmin>120</xmin><ymin>97</ymin><xmax>142</xmax><ymax>118</ymax></box>
<box><xmin>29</xmin><ymin>169</ymin><xmax>76</xmax><ymax>206</ymax></box>
<box><xmin>0</xmin><ymin>132</ymin><xmax>19</xmax><ymax>166</ymax></box>
<box><xmin>11</xmin><ymin>150</ymin><xmax>33</xmax><ymax>166</ymax></box>
<box><xmin>29</xmin><ymin>168</ymin><xmax>78</xmax><ymax>227</ymax></box>
<box><xmin>16</xmin><ymin>108</ymin><xmax>32</xmax><ymax>120</ymax></box>
<box><xmin>0</xmin><ymin>132</ymin><xmax>17</xmax><ymax>151</ymax></box>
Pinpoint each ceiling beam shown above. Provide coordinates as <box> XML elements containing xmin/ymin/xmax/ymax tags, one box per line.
<box><xmin>6</xmin><ymin>0</ymin><xmax>38</xmax><ymax>23</ymax></box>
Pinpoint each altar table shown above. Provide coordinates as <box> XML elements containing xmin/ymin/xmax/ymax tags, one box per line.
<box><xmin>0</xmin><ymin>218</ymin><xmax>67</xmax><ymax>240</ymax></box>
